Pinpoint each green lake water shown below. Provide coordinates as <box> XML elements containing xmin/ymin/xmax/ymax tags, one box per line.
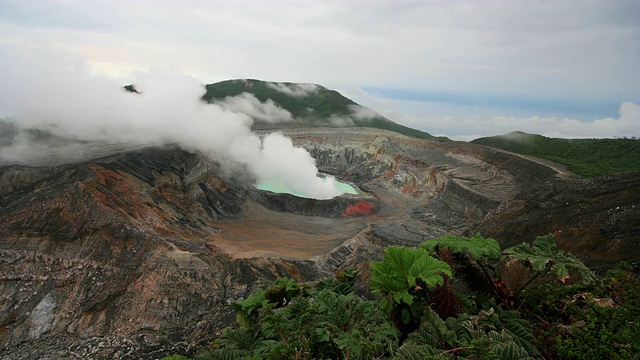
<box><xmin>257</xmin><ymin>177</ymin><xmax>357</xmax><ymax>198</ymax></box>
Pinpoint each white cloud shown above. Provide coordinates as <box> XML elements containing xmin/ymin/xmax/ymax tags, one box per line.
<box><xmin>215</xmin><ymin>93</ymin><xmax>294</xmax><ymax>123</ymax></box>
<box><xmin>348</xmin><ymin>104</ymin><xmax>379</xmax><ymax>121</ymax></box>
<box><xmin>326</xmin><ymin>115</ymin><xmax>355</xmax><ymax>127</ymax></box>
<box><xmin>346</xmin><ymin>88</ymin><xmax>640</xmax><ymax>139</ymax></box>
<box><xmin>266</xmin><ymin>82</ymin><xmax>318</xmax><ymax>97</ymax></box>
<box><xmin>0</xmin><ymin>1</ymin><xmax>637</xmax><ymax>101</ymax></box>
<box><xmin>435</xmin><ymin>102</ymin><xmax>640</xmax><ymax>139</ymax></box>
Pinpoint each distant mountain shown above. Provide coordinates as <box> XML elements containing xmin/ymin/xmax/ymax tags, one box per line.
<box><xmin>472</xmin><ymin>131</ymin><xmax>640</xmax><ymax>177</ymax></box>
<box><xmin>202</xmin><ymin>79</ymin><xmax>437</xmax><ymax>139</ymax></box>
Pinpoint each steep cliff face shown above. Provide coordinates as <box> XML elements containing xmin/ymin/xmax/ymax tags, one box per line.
<box><xmin>472</xmin><ymin>172</ymin><xmax>640</xmax><ymax>268</ymax></box>
<box><xmin>1</xmin><ymin>128</ymin><xmax>636</xmax><ymax>359</ymax></box>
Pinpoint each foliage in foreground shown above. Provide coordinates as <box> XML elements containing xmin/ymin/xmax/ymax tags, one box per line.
<box><xmin>167</xmin><ymin>234</ymin><xmax>639</xmax><ymax>360</ymax></box>
<box><xmin>526</xmin><ymin>262</ymin><xmax>640</xmax><ymax>359</ymax></box>
<box><xmin>212</xmin><ymin>276</ymin><xmax>397</xmax><ymax>359</ymax></box>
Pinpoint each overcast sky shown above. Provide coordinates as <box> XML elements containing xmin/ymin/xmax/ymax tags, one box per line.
<box><xmin>1</xmin><ymin>0</ymin><xmax>639</xmax><ymax>140</ymax></box>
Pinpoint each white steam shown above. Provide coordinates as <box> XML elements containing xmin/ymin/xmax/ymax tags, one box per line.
<box><xmin>266</xmin><ymin>82</ymin><xmax>319</xmax><ymax>97</ymax></box>
<box><xmin>0</xmin><ymin>46</ymin><xmax>343</xmax><ymax>199</ymax></box>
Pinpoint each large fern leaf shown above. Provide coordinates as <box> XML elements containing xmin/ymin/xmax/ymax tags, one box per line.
<box><xmin>210</xmin><ymin>348</ymin><xmax>253</xmax><ymax>360</ymax></box>
<box><xmin>392</xmin><ymin>340</ymin><xmax>442</xmax><ymax>360</ymax></box>
<box><xmin>506</xmin><ymin>234</ymin><xmax>595</xmax><ymax>283</ymax></box>
<box><xmin>422</xmin><ymin>234</ymin><xmax>502</xmax><ymax>261</ymax></box>
<box><xmin>487</xmin><ymin>330</ymin><xmax>533</xmax><ymax>360</ymax></box>
<box><xmin>370</xmin><ymin>246</ymin><xmax>452</xmax><ymax>309</ymax></box>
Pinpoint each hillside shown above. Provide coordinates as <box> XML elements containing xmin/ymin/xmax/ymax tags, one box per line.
<box><xmin>202</xmin><ymin>79</ymin><xmax>436</xmax><ymax>139</ymax></box>
<box><xmin>472</xmin><ymin>131</ymin><xmax>640</xmax><ymax>178</ymax></box>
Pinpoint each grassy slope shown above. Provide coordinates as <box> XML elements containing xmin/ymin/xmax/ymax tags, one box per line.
<box><xmin>202</xmin><ymin>79</ymin><xmax>437</xmax><ymax>139</ymax></box>
<box><xmin>472</xmin><ymin>131</ymin><xmax>640</xmax><ymax>177</ymax></box>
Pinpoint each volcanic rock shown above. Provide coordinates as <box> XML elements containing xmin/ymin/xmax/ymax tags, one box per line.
<box><xmin>1</xmin><ymin>128</ymin><xmax>638</xmax><ymax>359</ymax></box>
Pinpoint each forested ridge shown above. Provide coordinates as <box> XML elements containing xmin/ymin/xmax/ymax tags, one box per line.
<box><xmin>202</xmin><ymin>79</ymin><xmax>437</xmax><ymax>139</ymax></box>
<box><xmin>472</xmin><ymin>131</ymin><xmax>640</xmax><ymax>178</ymax></box>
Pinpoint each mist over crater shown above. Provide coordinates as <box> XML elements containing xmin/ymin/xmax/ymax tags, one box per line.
<box><xmin>0</xmin><ymin>47</ymin><xmax>367</xmax><ymax>200</ymax></box>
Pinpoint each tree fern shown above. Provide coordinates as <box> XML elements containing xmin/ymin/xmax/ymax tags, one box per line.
<box><xmin>209</xmin><ymin>348</ymin><xmax>255</xmax><ymax>360</ymax></box>
<box><xmin>488</xmin><ymin>330</ymin><xmax>533</xmax><ymax>360</ymax></box>
<box><xmin>397</xmin><ymin>306</ymin><xmax>539</xmax><ymax>359</ymax></box>
<box><xmin>233</xmin><ymin>290</ymin><xmax>267</xmax><ymax>329</ymax></box>
<box><xmin>216</xmin><ymin>327</ymin><xmax>264</xmax><ymax>352</ymax></box>
<box><xmin>392</xmin><ymin>340</ymin><xmax>442</xmax><ymax>359</ymax></box>
<box><xmin>422</xmin><ymin>234</ymin><xmax>509</xmax><ymax>311</ymax></box>
<box><xmin>499</xmin><ymin>310</ymin><xmax>538</xmax><ymax>354</ymax></box>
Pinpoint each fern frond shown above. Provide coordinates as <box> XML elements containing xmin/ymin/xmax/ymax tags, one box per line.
<box><xmin>392</xmin><ymin>340</ymin><xmax>441</xmax><ymax>360</ymax></box>
<box><xmin>217</xmin><ymin>327</ymin><xmax>264</xmax><ymax>351</ymax></box>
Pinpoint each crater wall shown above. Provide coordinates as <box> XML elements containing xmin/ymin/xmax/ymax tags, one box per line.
<box><xmin>3</xmin><ymin>127</ymin><xmax>626</xmax><ymax>359</ymax></box>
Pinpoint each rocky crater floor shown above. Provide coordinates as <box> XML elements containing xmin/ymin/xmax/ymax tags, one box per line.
<box><xmin>1</xmin><ymin>128</ymin><xmax>638</xmax><ymax>359</ymax></box>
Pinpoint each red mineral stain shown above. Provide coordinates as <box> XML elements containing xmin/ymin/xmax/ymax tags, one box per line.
<box><xmin>342</xmin><ymin>200</ymin><xmax>376</xmax><ymax>217</ymax></box>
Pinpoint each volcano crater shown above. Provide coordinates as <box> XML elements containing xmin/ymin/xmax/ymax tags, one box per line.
<box><xmin>3</xmin><ymin>127</ymin><xmax>639</xmax><ymax>358</ymax></box>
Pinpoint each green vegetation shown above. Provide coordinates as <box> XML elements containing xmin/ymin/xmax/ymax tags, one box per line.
<box><xmin>167</xmin><ymin>234</ymin><xmax>639</xmax><ymax>359</ymax></box>
<box><xmin>506</xmin><ymin>234</ymin><xmax>595</xmax><ymax>294</ymax></box>
<box><xmin>202</xmin><ymin>79</ymin><xmax>436</xmax><ymax>139</ymax></box>
<box><xmin>472</xmin><ymin>131</ymin><xmax>640</xmax><ymax>177</ymax></box>
<box><xmin>202</xmin><ymin>79</ymin><xmax>357</xmax><ymax>120</ymax></box>
<box><xmin>369</xmin><ymin>246</ymin><xmax>452</xmax><ymax>338</ymax></box>
<box><xmin>527</xmin><ymin>262</ymin><xmax>640</xmax><ymax>359</ymax></box>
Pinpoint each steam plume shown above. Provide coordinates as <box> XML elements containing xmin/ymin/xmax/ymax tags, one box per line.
<box><xmin>0</xmin><ymin>46</ymin><xmax>343</xmax><ymax>199</ymax></box>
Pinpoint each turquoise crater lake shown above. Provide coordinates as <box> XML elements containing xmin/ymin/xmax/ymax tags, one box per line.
<box><xmin>257</xmin><ymin>177</ymin><xmax>358</xmax><ymax>198</ymax></box>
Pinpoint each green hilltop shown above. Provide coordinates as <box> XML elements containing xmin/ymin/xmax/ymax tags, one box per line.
<box><xmin>472</xmin><ymin>131</ymin><xmax>640</xmax><ymax>178</ymax></box>
<box><xmin>202</xmin><ymin>79</ymin><xmax>437</xmax><ymax>139</ymax></box>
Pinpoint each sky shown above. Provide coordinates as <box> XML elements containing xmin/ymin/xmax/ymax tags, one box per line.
<box><xmin>0</xmin><ymin>0</ymin><xmax>639</xmax><ymax>140</ymax></box>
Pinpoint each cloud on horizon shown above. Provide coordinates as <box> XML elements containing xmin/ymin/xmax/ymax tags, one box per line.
<box><xmin>345</xmin><ymin>88</ymin><xmax>640</xmax><ymax>141</ymax></box>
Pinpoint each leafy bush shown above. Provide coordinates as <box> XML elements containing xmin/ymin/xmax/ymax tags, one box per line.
<box><xmin>213</xmin><ymin>274</ymin><xmax>399</xmax><ymax>359</ymax></box>
<box><xmin>394</xmin><ymin>306</ymin><xmax>539</xmax><ymax>360</ymax></box>
<box><xmin>186</xmin><ymin>236</ymin><xmax>638</xmax><ymax>360</ymax></box>
<box><xmin>527</xmin><ymin>262</ymin><xmax>640</xmax><ymax>359</ymax></box>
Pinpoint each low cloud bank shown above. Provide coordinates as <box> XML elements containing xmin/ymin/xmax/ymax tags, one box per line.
<box><xmin>215</xmin><ymin>93</ymin><xmax>294</xmax><ymax>123</ymax></box>
<box><xmin>266</xmin><ymin>82</ymin><xmax>318</xmax><ymax>98</ymax></box>
<box><xmin>346</xmin><ymin>89</ymin><xmax>640</xmax><ymax>140</ymax></box>
<box><xmin>325</xmin><ymin>104</ymin><xmax>381</xmax><ymax>127</ymax></box>
<box><xmin>435</xmin><ymin>102</ymin><xmax>640</xmax><ymax>141</ymax></box>
<box><xmin>0</xmin><ymin>45</ymin><xmax>342</xmax><ymax>199</ymax></box>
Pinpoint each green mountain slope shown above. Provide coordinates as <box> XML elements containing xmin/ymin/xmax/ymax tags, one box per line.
<box><xmin>472</xmin><ymin>131</ymin><xmax>640</xmax><ymax>177</ymax></box>
<box><xmin>202</xmin><ymin>79</ymin><xmax>436</xmax><ymax>139</ymax></box>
